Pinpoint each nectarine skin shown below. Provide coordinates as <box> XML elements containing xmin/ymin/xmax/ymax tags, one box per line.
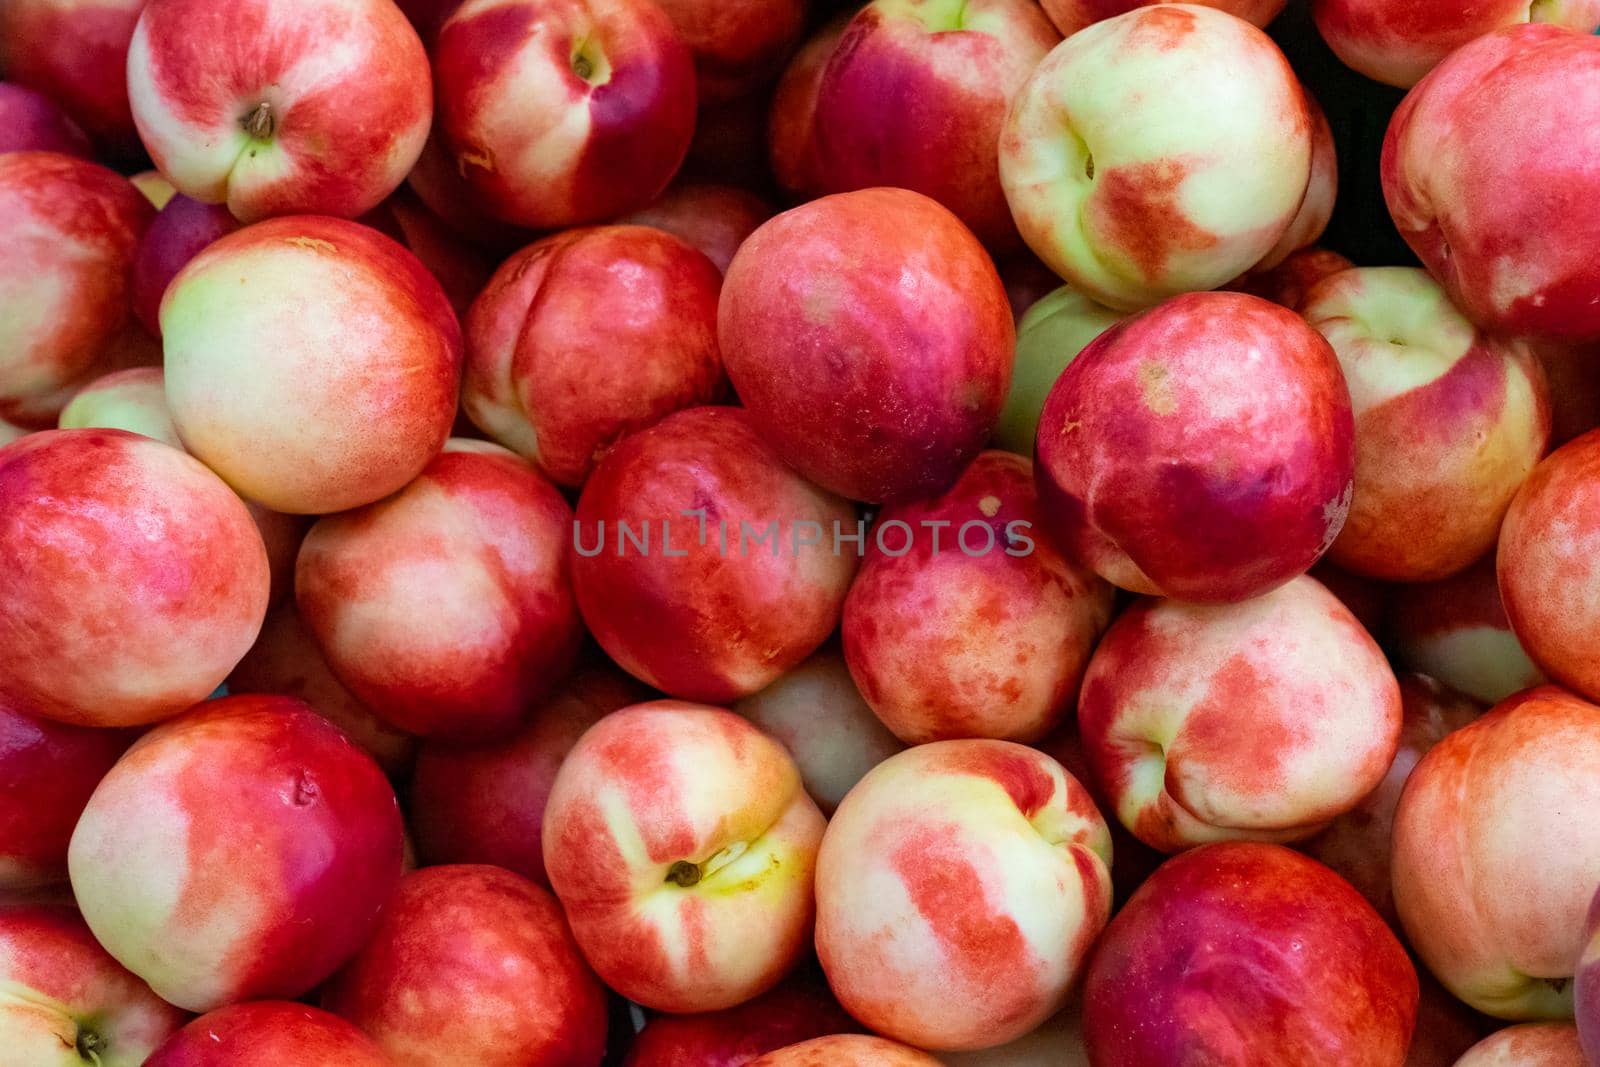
<box><xmin>1081</xmin><ymin>843</ymin><xmax>1418</xmax><ymax>1067</ymax></box>
<box><xmin>719</xmin><ymin>188</ymin><xmax>1014</xmax><ymax>503</ymax></box>
<box><xmin>145</xmin><ymin>1003</ymin><xmax>389</xmax><ymax>1067</ymax></box>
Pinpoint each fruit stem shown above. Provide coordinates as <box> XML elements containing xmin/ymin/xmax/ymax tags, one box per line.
<box><xmin>242</xmin><ymin>101</ymin><xmax>275</xmax><ymax>141</ymax></box>
<box><xmin>665</xmin><ymin>860</ymin><xmax>701</xmax><ymax>887</ymax></box>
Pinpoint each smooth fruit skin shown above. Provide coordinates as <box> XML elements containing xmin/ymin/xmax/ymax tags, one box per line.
<box><xmin>129</xmin><ymin>170</ymin><xmax>177</xmax><ymax>208</ymax></box>
<box><xmin>1077</xmin><ymin>576</ymin><xmax>1402</xmax><ymax>852</ymax></box>
<box><xmin>67</xmin><ymin>695</ymin><xmax>405</xmax><ymax>1012</ymax></box>
<box><xmin>809</xmin><ymin>0</ymin><xmax>1061</xmax><ymax>252</ymax></box>
<box><xmin>654</xmin><ymin>0</ymin><xmax>807</xmax><ymax>103</ymax></box>
<box><xmin>1498</xmin><ymin>432</ymin><xmax>1600</xmax><ymax>704</ymax></box>
<box><xmin>1041</xmin><ymin>0</ymin><xmax>1284</xmax><ymax>36</ymax></box>
<box><xmin>0</xmin><ymin>152</ymin><xmax>154</xmax><ymax>429</ymax></box>
<box><xmin>719</xmin><ymin>188</ymin><xmax>1014</xmax><ymax>503</ymax></box>
<box><xmin>1454</xmin><ymin>1023</ymin><xmax>1587</xmax><ymax>1067</ymax></box>
<box><xmin>0</xmin><ymin>429</ymin><xmax>269</xmax><ymax>727</ymax></box>
<box><xmin>1314</xmin><ymin>0</ymin><xmax>1600</xmax><ymax>88</ymax></box>
<box><xmin>843</xmin><ymin>451</ymin><xmax>1115</xmax><ymax>744</ymax></box>
<box><xmin>434</xmin><ymin>0</ymin><xmax>697</xmax><ymax>229</ymax></box>
<box><xmin>542</xmin><ymin>702</ymin><xmax>826</xmax><ymax>1013</ymax></box>
<box><xmin>1392</xmin><ymin>686</ymin><xmax>1600</xmax><ymax>1018</ymax></box>
<box><xmin>1383</xmin><ymin>25</ymin><xmax>1600</xmax><ymax>341</ymax></box>
<box><xmin>1228</xmin><ymin>244</ymin><xmax>1354</xmax><ymax>310</ymax></box>
<box><xmin>161</xmin><ymin>215</ymin><xmax>462</xmax><ymax>515</ymax></box>
<box><xmin>296</xmin><ymin>440</ymin><xmax>582</xmax><ymax>741</ymax></box>
<box><xmin>0</xmin><ymin>904</ymin><xmax>187</xmax><ymax>1067</ymax></box>
<box><xmin>463</xmin><ymin>226</ymin><xmax>725</xmax><ymax>488</ymax></box>
<box><xmin>129</xmin><ymin>194</ymin><xmax>240</xmax><ymax>338</ymax></box>
<box><xmin>144</xmin><ymin>1003</ymin><xmax>388</xmax><ymax>1067</ymax></box>
<box><xmin>1580</xmin><ymin>888</ymin><xmax>1600</xmax><ymax>1063</ymax></box>
<box><xmin>623</xmin><ymin>972</ymin><xmax>858</xmax><ymax>1067</ymax></box>
<box><xmin>1389</xmin><ymin>555</ymin><xmax>1545</xmax><ymax>705</ymax></box>
<box><xmin>1081</xmin><ymin>843</ymin><xmax>1418</xmax><ymax>1067</ymax></box>
<box><xmin>995</xmin><ymin>284</ymin><xmax>1123</xmax><ymax>456</ymax></box>
<box><xmin>323</xmin><ymin>865</ymin><xmax>608</xmax><ymax>1067</ymax></box>
<box><xmin>227</xmin><ymin>601</ymin><xmax>416</xmax><ymax>776</ymax></box>
<box><xmin>0</xmin><ymin>0</ymin><xmax>146</xmax><ymax>158</ymax></box>
<box><xmin>0</xmin><ymin>83</ymin><xmax>92</xmax><ymax>157</ymax></box>
<box><xmin>0</xmin><ymin>707</ymin><xmax>132</xmax><ymax>890</ymax></box>
<box><xmin>1301</xmin><ymin>267</ymin><xmax>1549</xmax><ymax>581</ymax></box>
<box><xmin>1000</xmin><ymin>5</ymin><xmax>1312</xmax><ymax>310</ymax></box>
<box><xmin>572</xmin><ymin>407</ymin><xmax>859</xmax><ymax>702</ymax></box>
<box><xmin>815</xmin><ymin>740</ymin><xmax>1113</xmax><ymax>1051</ymax></box>
<box><xmin>733</xmin><ymin>647</ymin><xmax>906</xmax><ymax>815</ymax></box>
<box><xmin>1035</xmin><ymin>291</ymin><xmax>1355</xmax><ymax>602</ymax></box>
<box><xmin>1254</xmin><ymin>88</ymin><xmax>1337</xmax><ymax>270</ymax></box>
<box><xmin>53</xmin><ymin>366</ymin><xmax>308</xmax><ymax>608</ymax></box>
<box><xmin>748</xmin><ymin>1036</ymin><xmax>944</xmax><ymax>1066</ymax></box>
<box><xmin>618</xmin><ymin>183</ymin><xmax>772</xmax><ymax>275</ymax></box>
<box><xmin>768</xmin><ymin>16</ymin><xmax>851</xmax><ymax>200</ymax></box>
<box><xmin>409</xmin><ymin>666</ymin><xmax>648</xmax><ymax>884</ymax></box>
<box><xmin>1302</xmin><ymin>673</ymin><xmax>1482</xmax><ymax>927</ymax></box>
<box><xmin>127</xmin><ymin>0</ymin><xmax>432</xmax><ymax>221</ymax></box>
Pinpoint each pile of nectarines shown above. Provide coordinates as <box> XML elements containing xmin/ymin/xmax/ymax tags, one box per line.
<box><xmin>5</xmin><ymin>0</ymin><xmax>1600</xmax><ymax>1064</ymax></box>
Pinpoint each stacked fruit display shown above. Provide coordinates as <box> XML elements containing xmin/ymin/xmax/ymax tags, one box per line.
<box><xmin>5</xmin><ymin>0</ymin><xmax>1600</xmax><ymax>1064</ymax></box>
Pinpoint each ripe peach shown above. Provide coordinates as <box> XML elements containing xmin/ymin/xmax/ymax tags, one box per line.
<box><xmin>1315</xmin><ymin>0</ymin><xmax>1600</xmax><ymax>88</ymax></box>
<box><xmin>1000</xmin><ymin>5</ymin><xmax>1312</xmax><ymax>309</ymax></box>
<box><xmin>0</xmin><ymin>0</ymin><xmax>146</xmax><ymax>158</ymax></box>
<box><xmin>1389</xmin><ymin>555</ymin><xmax>1545</xmax><ymax>705</ymax></box>
<box><xmin>54</xmin><ymin>366</ymin><xmax>307</xmax><ymax>607</ymax></box>
<box><xmin>809</xmin><ymin>0</ymin><xmax>1061</xmax><ymax>251</ymax></box>
<box><xmin>1228</xmin><ymin>245</ymin><xmax>1355</xmax><ymax>310</ymax></box>
<box><xmin>227</xmin><ymin>601</ymin><xmax>416</xmax><ymax>776</ymax></box>
<box><xmin>434</xmin><ymin>0</ymin><xmax>696</xmax><ymax>229</ymax></box>
<box><xmin>323</xmin><ymin>865</ymin><xmax>608</xmax><ymax>1067</ymax></box>
<box><xmin>1302</xmin><ymin>673</ymin><xmax>1482</xmax><ymax>926</ymax></box>
<box><xmin>815</xmin><ymin>740</ymin><xmax>1112</xmax><ymax>1050</ymax></box>
<box><xmin>296</xmin><ymin>440</ymin><xmax>580</xmax><ymax>740</ymax></box>
<box><xmin>129</xmin><ymin>194</ymin><xmax>239</xmax><ymax>338</ymax></box>
<box><xmin>720</xmin><ymin>188</ymin><xmax>1014</xmax><ymax>502</ymax></box>
<box><xmin>1040</xmin><ymin>0</ymin><xmax>1285</xmax><ymax>37</ymax></box>
<box><xmin>843</xmin><ymin>451</ymin><xmax>1115</xmax><ymax>744</ymax></box>
<box><xmin>1082</xmin><ymin>843</ymin><xmax>1418</xmax><ymax>1066</ymax></box>
<box><xmin>733</xmin><ymin>647</ymin><xmax>906</xmax><ymax>815</ymax></box>
<box><xmin>409</xmin><ymin>666</ymin><xmax>648</xmax><ymax>883</ymax></box>
<box><xmin>654</xmin><ymin>0</ymin><xmax>807</xmax><ymax>103</ymax></box>
<box><xmin>1392</xmin><ymin>686</ymin><xmax>1600</xmax><ymax>1017</ymax></box>
<box><xmin>0</xmin><ymin>904</ymin><xmax>186</xmax><ymax>1067</ymax></box>
<box><xmin>1383</xmin><ymin>25</ymin><xmax>1600</xmax><ymax>341</ymax></box>
<box><xmin>463</xmin><ymin>226</ymin><xmax>724</xmax><ymax>488</ymax></box>
<box><xmin>623</xmin><ymin>972</ymin><xmax>858</xmax><ymax>1067</ymax></box>
<box><xmin>768</xmin><ymin>15</ymin><xmax>850</xmax><ymax>200</ymax></box>
<box><xmin>0</xmin><ymin>152</ymin><xmax>153</xmax><ymax>429</ymax></box>
<box><xmin>1035</xmin><ymin>291</ymin><xmax>1354</xmax><ymax>602</ymax></box>
<box><xmin>1453</xmin><ymin>1024</ymin><xmax>1587</xmax><ymax>1067</ymax></box>
<box><xmin>68</xmin><ymin>695</ymin><xmax>405</xmax><ymax>1011</ymax></box>
<box><xmin>161</xmin><ymin>215</ymin><xmax>462</xmax><ymax>514</ymax></box>
<box><xmin>572</xmin><ymin>407</ymin><xmax>858</xmax><ymax>702</ymax></box>
<box><xmin>1254</xmin><ymin>88</ymin><xmax>1338</xmax><ymax>270</ymax></box>
<box><xmin>127</xmin><ymin>0</ymin><xmax>432</xmax><ymax>221</ymax></box>
<box><xmin>1301</xmin><ymin>267</ymin><xmax>1549</xmax><ymax>581</ymax></box>
<box><xmin>0</xmin><ymin>707</ymin><xmax>132</xmax><ymax>891</ymax></box>
<box><xmin>995</xmin><ymin>283</ymin><xmax>1123</xmax><ymax>455</ymax></box>
<box><xmin>0</xmin><ymin>83</ymin><xmax>92</xmax><ymax>157</ymax></box>
<box><xmin>1078</xmin><ymin>575</ymin><xmax>1401</xmax><ymax>852</ymax></box>
<box><xmin>618</xmin><ymin>183</ymin><xmax>772</xmax><ymax>274</ymax></box>
<box><xmin>145</xmin><ymin>1003</ymin><xmax>389</xmax><ymax>1067</ymax></box>
<box><xmin>1498</xmin><ymin>432</ymin><xmax>1600</xmax><ymax>704</ymax></box>
<box><xmin>748</xmin><ymin>1036</ymin><xmax>944</xmax><ymax>1066</ymax></box>
<box><xmin>542</xmin><ymin>702</ymin><xmax>825</xmax><ymax>1012</ymax></box>
<box><xmin>0</xmin><ymin>429</ymin><xmax>268</xmax><ymax>727</ymax></box>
